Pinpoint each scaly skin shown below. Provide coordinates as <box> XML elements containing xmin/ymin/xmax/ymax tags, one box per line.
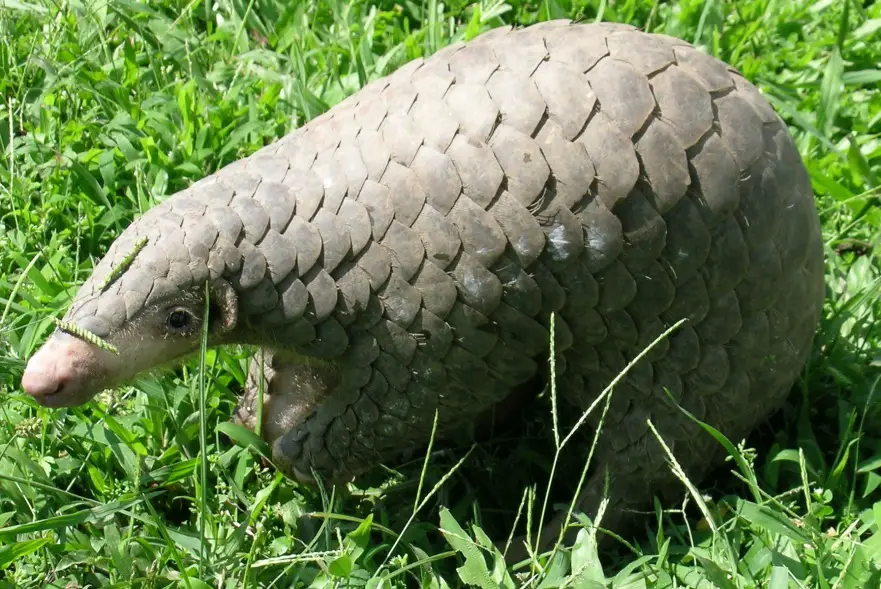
<box><xmin>22</xmin><ymin>20</ymin><xmax>825</xmax><ymax>547</ymax></box>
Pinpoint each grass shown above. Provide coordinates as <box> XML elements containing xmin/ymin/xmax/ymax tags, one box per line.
<box><xmin>0</xmin><ymin>0</ymin><xmax>880</xmax><ymax>586</ymax></box>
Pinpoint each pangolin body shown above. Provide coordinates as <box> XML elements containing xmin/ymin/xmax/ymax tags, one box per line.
<box><xmin>22</xmin><ymin>20</ymin><xmax>825</xmax><ymax>541</ymax></box>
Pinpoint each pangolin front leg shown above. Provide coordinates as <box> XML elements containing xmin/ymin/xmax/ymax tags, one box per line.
<box><xmin>234</xmin><ymin>349</ymin><xmax>339</xmax><ymax>450</ymax></box>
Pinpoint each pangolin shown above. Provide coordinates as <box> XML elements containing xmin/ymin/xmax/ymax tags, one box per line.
<box><xmin>20</xmin><ymin>20</ymin><xmax>825</xmax><ymax>547</ymax></box>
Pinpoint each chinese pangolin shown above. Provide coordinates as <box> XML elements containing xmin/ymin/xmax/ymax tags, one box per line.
<box><xmin>21</xmin><ymin>20</ymin><xmax>825</xmax><ymax>545</ymax></box>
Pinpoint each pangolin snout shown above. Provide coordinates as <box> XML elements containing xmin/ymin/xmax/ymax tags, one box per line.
<box><xmin>21</xmin><ymin>366</ymin><xmax>66</xmax><ymax>398</ymax></box>
<box><xmin>21</xmin><ymin>333</ymin><xmax>107</xmax><ymax>407</ymax></box>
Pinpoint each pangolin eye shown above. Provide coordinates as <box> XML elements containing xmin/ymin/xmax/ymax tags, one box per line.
<box><xmin>166</xmin><ymin>309</ymin><xmax>194</xmax><ymax>334</ymax></box>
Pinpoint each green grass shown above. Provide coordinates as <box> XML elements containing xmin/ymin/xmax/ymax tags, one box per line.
<box><xmin>1</xmin><ymin>0</ymin><xmax>880</xmax><ymax>586</ymax></box>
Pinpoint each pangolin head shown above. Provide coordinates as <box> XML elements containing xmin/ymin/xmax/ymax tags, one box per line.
<box><xmin>21</xmin><ymin>183</ymin><xmax>247</xmax><ymax>408</ymax></box>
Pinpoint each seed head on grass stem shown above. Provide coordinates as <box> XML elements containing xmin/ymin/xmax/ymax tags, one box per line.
<box><xmin>53</xmin><ymin>318</ymin><xmax>118</xmax><ymax>355</ymax></box>
<box><xmin>99</xmin><ymin>236</ymin><xmax>149</xmax><ymax>292</ymax></box>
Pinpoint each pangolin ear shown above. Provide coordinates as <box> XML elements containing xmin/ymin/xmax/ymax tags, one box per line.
<box><xmin>209</xmin><ymin>278</ymin><xmax>238</xmax><ymax>333</ymax></box>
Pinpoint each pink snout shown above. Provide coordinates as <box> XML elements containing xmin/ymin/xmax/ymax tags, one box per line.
<box><xmin>21</xmin><ymin>360</ymin><xmax>67</xmax><ymax>397</ymax></box>
<box><xmin>21</xmin><ymin>334</ymin><xmax>107</xmax><ymax>408</ymax></box>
